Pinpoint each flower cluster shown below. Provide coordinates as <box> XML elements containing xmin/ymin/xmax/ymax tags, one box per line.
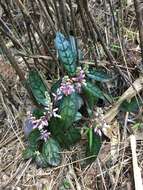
<box><xmin>26</xmin><ymin>112</ymin><xmax>49</xmax><ymax>142</ymax></box>
<box><xmin>53</xmin><ymin>67</ymin><xmax>86</xmax><ymax>100</ymax></box>
<box><xmin>60</xmin><ymin>76</ymin><xmax>75</xmax><ymax>96</ymax></box>
<box><xmin>72</xmin><ymin>67</ymin><xmax>86</xmax><ymax>93</ymax></box>
<box><xmin>91</xmin><ymin>108</ymin><xmax>110</xmax><ymax>137</ymax></box>
<box><xmin>25</xmin><ymin>104</ymin><xmax>61</xmax><ymax>142</ymax></box>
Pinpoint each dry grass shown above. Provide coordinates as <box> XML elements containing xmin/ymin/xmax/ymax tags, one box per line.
<box><xmin>0</xmin><ymin>81</ymin><xmax>142</xmax><ymax>189</ymax></box>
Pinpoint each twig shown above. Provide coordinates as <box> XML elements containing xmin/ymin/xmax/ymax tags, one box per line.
<box><xmin>58</xmin><ymin>0</ymin><xmax>69</xmax><ymax>36</ymax></box>
<box><xmin>37</xmin><ymin>0</ymin><xmax>56</xmax><ymax>33</ymax></box>
<box><xmin>76</xmin><ymin>0</ymin><xmax>89</xmax><ymax>39</ymax></box>
<box><xmin>15</xmin><ymin>0</ymin><xmax>56</xmax><ymax>61</ymax></box>
<box><xmin>107</xmin><ymin>0</ymin><xmax>132</xmax><ymax>81</ymax></box>
<box><xmin>133</xmin><ymin>0</ymin><xmax>143</xmax><ymax>64</ymax></box>
<box><xmin>53</xmin><ymin>0</ymin><xmax>62</xmax><ymax>30</ymax></box>
<box><xmin>130</xmin><ymin>135</ymin><xmax>143</xmax><ymax>190</ymax></box>
<box><xmin>97</xmin><ymin>158</ymin><xmax>107</xmax><ymax>190</ymax></box>
<box><xmin>0</xmin><ymin>35</ymin><xmax>25</xmax><ymax>81</ymax></box>
<box><xmin>0</xmin><ymin>35</ymin><xmax>39</xmax><ymax>106</ymax></box>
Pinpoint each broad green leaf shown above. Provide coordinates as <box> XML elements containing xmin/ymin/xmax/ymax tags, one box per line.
<box><xmin>87</xmin><ymin>70</ymin><xmax>111</xmax><ymax>82</ymax></box>
<box><xmin>55</xmin><ymin>32</ymin><xmax>77</xmax><ymax>75</ymax></box>
<box><xmin>51</xmin><ymin>127</ymin><xmax>81</xmax><ymax>148</ymax></box>
<box><xmin>49</xmin><ymin>118</ymin><xmax>63</xmax><ymax>139</ymax></box>
<box><xmin>58</xmin><ymin>93</ymin><xmax>79</xmax><ymax>129</ymax></box>
<box><xmin>64</xmin><ymin>127</ymin><xmax>81</xmax><ymax>147</ymax></box>
<box><xmin>86</xmin><ymin>129</ymin><xmax>102</xmax><ymax>163</ymax></box>
<box><xmin>28</xmin><ymin>70</ymin><xmax>50</xmax><ymax>106</ymax></box>
<box><xmin>82</xmin><ymin>81</ymin><xmax>104</xmax><ymax>114</ymax></box>
<box><xmin>83</xmin><ymin>82</ymin><xmax>105</xmax><ymax>100</ymax></box>
<box><xmin>120</xmin><ymin>97</ymin><xmax>143</xmax><ymax>112</ymax></box>
<box><xmin>49</xmin><ymin>93</ymin><xmax>80</xmax><ymax>147</ymax></box>
<box><xmin>49</xmin><ymin>93</ymin><xmax>78</xmax><ymax>134</ymax></box>
<box><xmin>28</xmin><ymin>129</ymin><xmax>41</xmax><ymax>148</ymax></box>
<box><xmin>42</xmin><ymin>138</ymin><xmax>61</xmax><ymax>166</ymax></box>
<box><xmin>22</xmin><ymin>147</ymin><xmax>36</xmax><ymax>160</ymax></box>
<box><xmin>35</xmin><ymin>152</ymin><xmax>48</xmax><ymax>168</ymax></box>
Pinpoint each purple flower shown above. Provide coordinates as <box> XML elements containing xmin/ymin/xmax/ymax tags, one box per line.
<box><xmin>52</xmin><ymin>89</ymin><xmax>63</xmax><ymax>102</ymax></box>
<box><xmin>32</xmin><ymin>118</ymin><xmax>42</xmax><ymax>129</ymax></box>
<box><xmin>73</xmin><ymin>67</ymin><xmax>85</xmax><ymax>81</ymax></box>
<box><xmin>72</xmin><ymin>68</ymin><xmax>86</xmax><ymax>93</ymax></box>
<box><xmin>77</xmin><ymin>70</ymin><xmax>85</xmax><ymax>82</ymax></box>
<box><xmin>40</xmin><ymin>130</ymin><xmax>50</xmax><ymax>141</ymax></box>
<box><xmin>38</xmin><ymin>118</ymin><xmax>49</xmax><ymax>130</ymax></box>
<box><xmin>74</xmin><ymin>82</ymin><xmax>82</xmax><ymax>93</ymax></box>
<box><xmin>60</xmin><ymin>82</ymin><xmax>75</xmax><ymax>96</ymax></box>
<box><xmin>31</xmin><ymin>116</ymin><xmax>49</xmax><ymax>130</ymax></box>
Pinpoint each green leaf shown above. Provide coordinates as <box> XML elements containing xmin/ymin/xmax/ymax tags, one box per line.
<box><xmin>74</xmin><ymin>112</ymin><xmax>82</xmax><ymax>121</ymax></box>
<box><xmin>28</xmin><ymin>129</ymin><xmax>41</xmax><ymax>148</ymax></box>
<box><xmin>27</xmin><ymin>70</ymin><xmax>50</xmax><ymax>106</ymax></box>
<box><xmin>120</xmin><ymin>97</ymin><xmax>143</xmax><ymax>112</ymax></box>
<box><xmin>52</xmin><ymin>127</ymin><xmax>81</xmax><ymax>148</ymax></box>
<box><xmin>63</xmin><ymin>179</ymin><xmax>71</xmax><ymax>189</ymax></box>
<box><xmin>55</xmin><ymin>32</ymin><xmax>77</xmax><ymax>75</ymax></box>
<box><xmin>32</xmin><ymin>108</ymin><xmax>45</xmax><ymax>119</ymax></box>
<box><xmin>76</xmin><ymin>94</ymin><xmax>84</xmax><ymax>110</ymax></box>
<box><xmin>86</xmin><ymin>129</ymin><xmax>102</xmax><ymax>163</ymax></box>
<box><xmin>132</xmin><ymin>123</ymin><xmax>143</xmax><ymax>130</ymax></box>
<box><xmin>87</xmin><ymin>69</ymin><xmax>111</xmax><ymax>82</ymax></box>
<box><xmin>42</xmin><ymin>138</ymin><xmax>61</xmax><ymax>166</ymax></box>
<box><xmin>89</xmin><ymin>128</ymin><xmax>93</xmax><ymax>150</ymax></box>
<box><xmin>82</xmin><ymin>81</ymin><xmax>104</xmax><ymax>114</ymax></box>
<box><xmin>51</xmin><ymin>79</ymin><xmax>62</xmax><ymax>94</ymax></box>
<box><xmin>35</xmin><ymin>152</ymin><xmax>48</xmax><ymax>168</ymax></box>
<box><xmin>58</xmin><ymin>93</ymin><xmax>79</xmax><ymax>129</ymax></box>
<box><xmin>84</xmin><ymin>91</ymin><xmax>97</xmax><ymax>115</ymax></box>
<box><xmin>49</xmin><ymin>93</ymin><xmax>80</xmax><ymax>147</ymax></box>
<box><xmin>22</xmin><ymin>147</ymin><xmax>36</xmax><ymax>160</ymax></box>
<box><xmin>83</xmin><ymin>82</ymin><xmax>105</xmax><ymax>100</ymax></box>
<box><xmin>64</xmin><ymin>128</ymin><xmax>81</xmax><ymax>147</ymax></box>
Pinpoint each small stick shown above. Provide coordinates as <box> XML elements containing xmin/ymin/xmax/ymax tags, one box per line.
<box><xmin>130</xmin><ymin>135</ymin><xmax>143</xmax><ymax>190</ymax></box>
<box><xmin>133</xmin><ymin>0</ymin><xmax>143</xmax><ymax>64</ymax></box>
